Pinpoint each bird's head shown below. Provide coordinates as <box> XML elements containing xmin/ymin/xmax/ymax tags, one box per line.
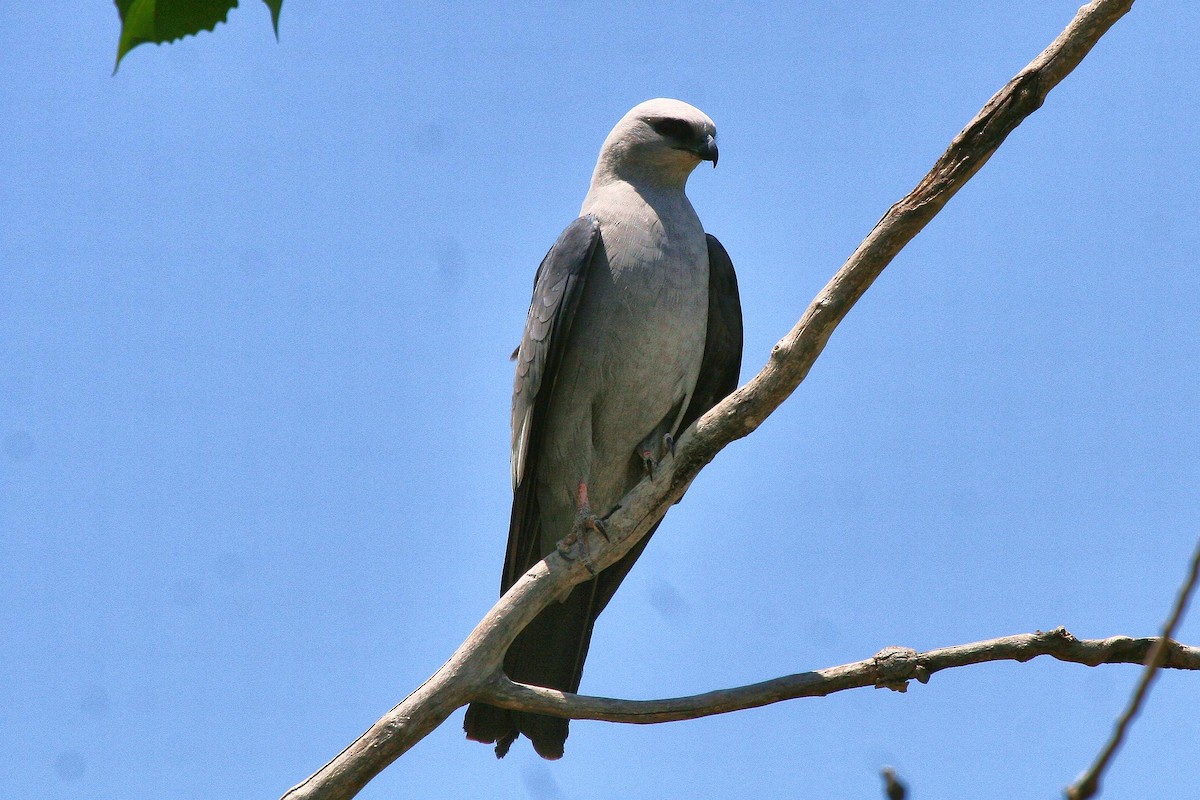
<box><xmin>594</xmin><ymin>98</ymin><xmax>718</xmax><ymax>189</ymax></box>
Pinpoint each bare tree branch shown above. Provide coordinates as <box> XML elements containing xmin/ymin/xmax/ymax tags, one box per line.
<box><xmin>1066</xmin><ymin>538</ymin><xmax>1200</xmax><ymax>800</ymax></box>
<box><xmin>282</xmin><ymin>3</ymin><xmax>1137</xmax><ymax>798</ymax></box>
<box><xmin>479</xmin><ymin>628</ymin><xmax>1200</xmax><ymax>723</ymax></box>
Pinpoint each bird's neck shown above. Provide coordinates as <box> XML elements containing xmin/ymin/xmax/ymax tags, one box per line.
<box><xmin>589</xmin><ymin>146</ymin><xmax>696</xmax><ymax>194</ymax></box>
<box><xmin>580</xmin><ymin>175</ymin><xmax>700</xmax><ymax>238</ymax></box>
<box><xmin>584</xmin><ymin>161</ymin><xmax>694</xmax><ymax>212</ymax></box>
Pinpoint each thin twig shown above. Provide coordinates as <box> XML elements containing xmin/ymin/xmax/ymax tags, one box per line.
<box><xmin>480</xmin><ymin>628</ymin><xmax>1200</xmax><ymax>723</ymax></box>
<box><xmin>1065</xmin><ymin>538</ymin><xmax>1200</xmax><ymax>800</ymax></box>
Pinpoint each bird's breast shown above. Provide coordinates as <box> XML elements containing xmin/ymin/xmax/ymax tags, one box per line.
<box><xmin>535</xmin><ymin>182</ymin><xmax>711</xmax><ymax>523</ymax></box>
<box><xmin>575</xmin><ymin>188</ymin><xmax>710</xmax><ymax>451</ymax></box>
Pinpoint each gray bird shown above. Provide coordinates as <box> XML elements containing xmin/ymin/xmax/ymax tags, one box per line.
<box><xmin>464</xmin><ymin>98</ymin><xmax>743</xmax><ymax>759</ymax></box>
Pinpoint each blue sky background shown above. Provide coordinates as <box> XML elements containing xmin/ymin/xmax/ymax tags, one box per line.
<box><xmin>2</xmin><ymin>3</ymin><xmax>1198</xmax><ymax>798</ymax></box>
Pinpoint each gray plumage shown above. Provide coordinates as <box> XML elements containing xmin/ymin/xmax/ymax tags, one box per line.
<box><xmin>464</xmin><ymin>99</ymin><xmax>742</xmax><ymax>760</ymax></box>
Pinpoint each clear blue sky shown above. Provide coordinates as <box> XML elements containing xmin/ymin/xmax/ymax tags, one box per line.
<box><xmin>2</xmin><ymin>3</ymin><xmax>1197</xmax><ymax>798</ymax></box>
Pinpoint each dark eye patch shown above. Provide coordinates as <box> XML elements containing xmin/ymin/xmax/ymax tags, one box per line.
<box><xmin>649</xmin><ymin>117</ymin><xmax>694</xmax><ymax>141</ymax></box>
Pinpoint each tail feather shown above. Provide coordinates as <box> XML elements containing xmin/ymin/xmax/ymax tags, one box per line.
<box><xmin>463</xmin><ymin>521</ymin><xmax>661</xmax><ymax>759</ymax></box>
<box><xmin>462</xmin><ymin>703</ymin><xmax>519</xmax><ymax>757</ymax></box>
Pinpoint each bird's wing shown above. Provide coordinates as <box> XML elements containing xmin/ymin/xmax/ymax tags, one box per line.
<box><xmin>678</xmin><ymin>233</ymin><xmax>743</xmax><ymax>432</ymax></box>
<box><xmin>503</xmin><ymin>214</ymin><xmax>601</xmax><ymax>590</ymax></box>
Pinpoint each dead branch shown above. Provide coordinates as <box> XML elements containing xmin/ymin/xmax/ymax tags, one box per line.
<box><xmin>481</xmin><ymin>628</ymin><xmax>1200</xmax><ymax>724</ymax></box>
<box><xmin>282</xmin><ymin>2</ymin><xmax>1137</xmax><ymax>798</ymax></box>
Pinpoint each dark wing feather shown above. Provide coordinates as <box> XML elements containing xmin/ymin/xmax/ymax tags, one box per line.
<box><xmin>680</xmin><ymin>233</ymin><xmax>743</xmax><ymax>431</ymax></box>
<box><xmin>465</xmin><ymin>215</ymin><xmax>601</xmax><ymax>759</ymax></box>
<box><xmin>503</xmin><ymin>214</ymin><xmax>601</xmax><ymax>589</ymax></box>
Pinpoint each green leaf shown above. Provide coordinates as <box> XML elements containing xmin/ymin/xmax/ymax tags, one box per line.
<box><xmin>262</xmin><ymin>0</ymin><xmax>282</xmax><ymax>39</ymax></box>
<box><xmin>113</xmin><ymin>0</ymin><xmax>284</xmax><ymax>71</ymax></box>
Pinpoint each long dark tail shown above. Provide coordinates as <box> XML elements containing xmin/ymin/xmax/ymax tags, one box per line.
<box><xmin>463</xmin><ymin>524</ymin><xmax>657</xmax><ymax>759</ymax></box>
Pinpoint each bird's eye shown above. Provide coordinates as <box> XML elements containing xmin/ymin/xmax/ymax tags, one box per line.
<box><xmin>649</xmin><ymin>118</ymin><xmax>694</xmax><ymax>141</ymax></box>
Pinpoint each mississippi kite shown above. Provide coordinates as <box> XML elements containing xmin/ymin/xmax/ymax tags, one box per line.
<box><xmin>464</xmin><ymin>98</ymin><xmax>743</xmax><ymax>759</ymax></box>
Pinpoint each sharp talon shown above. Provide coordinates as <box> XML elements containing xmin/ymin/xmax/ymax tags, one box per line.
<box><xmin>557</xmin><ymin>531</ymin><xmax>579</xmax><ymax>557</ymax></box>
<box><xmin>642</xmin><ymin>452</ymin><xmax>656</xmax><ymax>479</ymax></box>
<box><xmin>559</xmin><ymin>529</ymin><xmax>597</xmax><ymax>574</ymax></box>
<box><xmin>588</xmin><ymin>515</ymin><xmax>611</xmax><ymax>542</ymax></box>
<box><xmin>664</xmin><ymin>433</ymin><xmax>675</xmax><ymax>457</ymax></box>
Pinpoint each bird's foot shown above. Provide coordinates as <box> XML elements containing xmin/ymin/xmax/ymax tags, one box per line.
<box><xmin>556</xmin><ymin>482</ymin><xmax>609</xmax><ymax>574</ymax></box>
<box><xmin>575</xmin><ymin>482</ymin><xmax>611</xmax><ymax>540</ymax></box>
<box><xmin>639</xmin><ymin>433</ymin><xmax>676</xmax><ymax>479</ymax></box>
<box><xmin>641</xmin><ymin>450</ymin><xmax>656</xmax><ymax>479</ymax></box>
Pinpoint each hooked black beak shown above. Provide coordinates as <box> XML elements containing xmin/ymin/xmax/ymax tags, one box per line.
<box><xmin>695</xmin><ymin>134</ymin><xmax>719</xmax><ymax>167</ymax></box>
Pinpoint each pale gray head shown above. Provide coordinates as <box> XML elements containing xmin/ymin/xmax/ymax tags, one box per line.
<box><xmin>591</xmin><ymin>98</ymin><xmax>718</xmax><ymax>189</ymax></box>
